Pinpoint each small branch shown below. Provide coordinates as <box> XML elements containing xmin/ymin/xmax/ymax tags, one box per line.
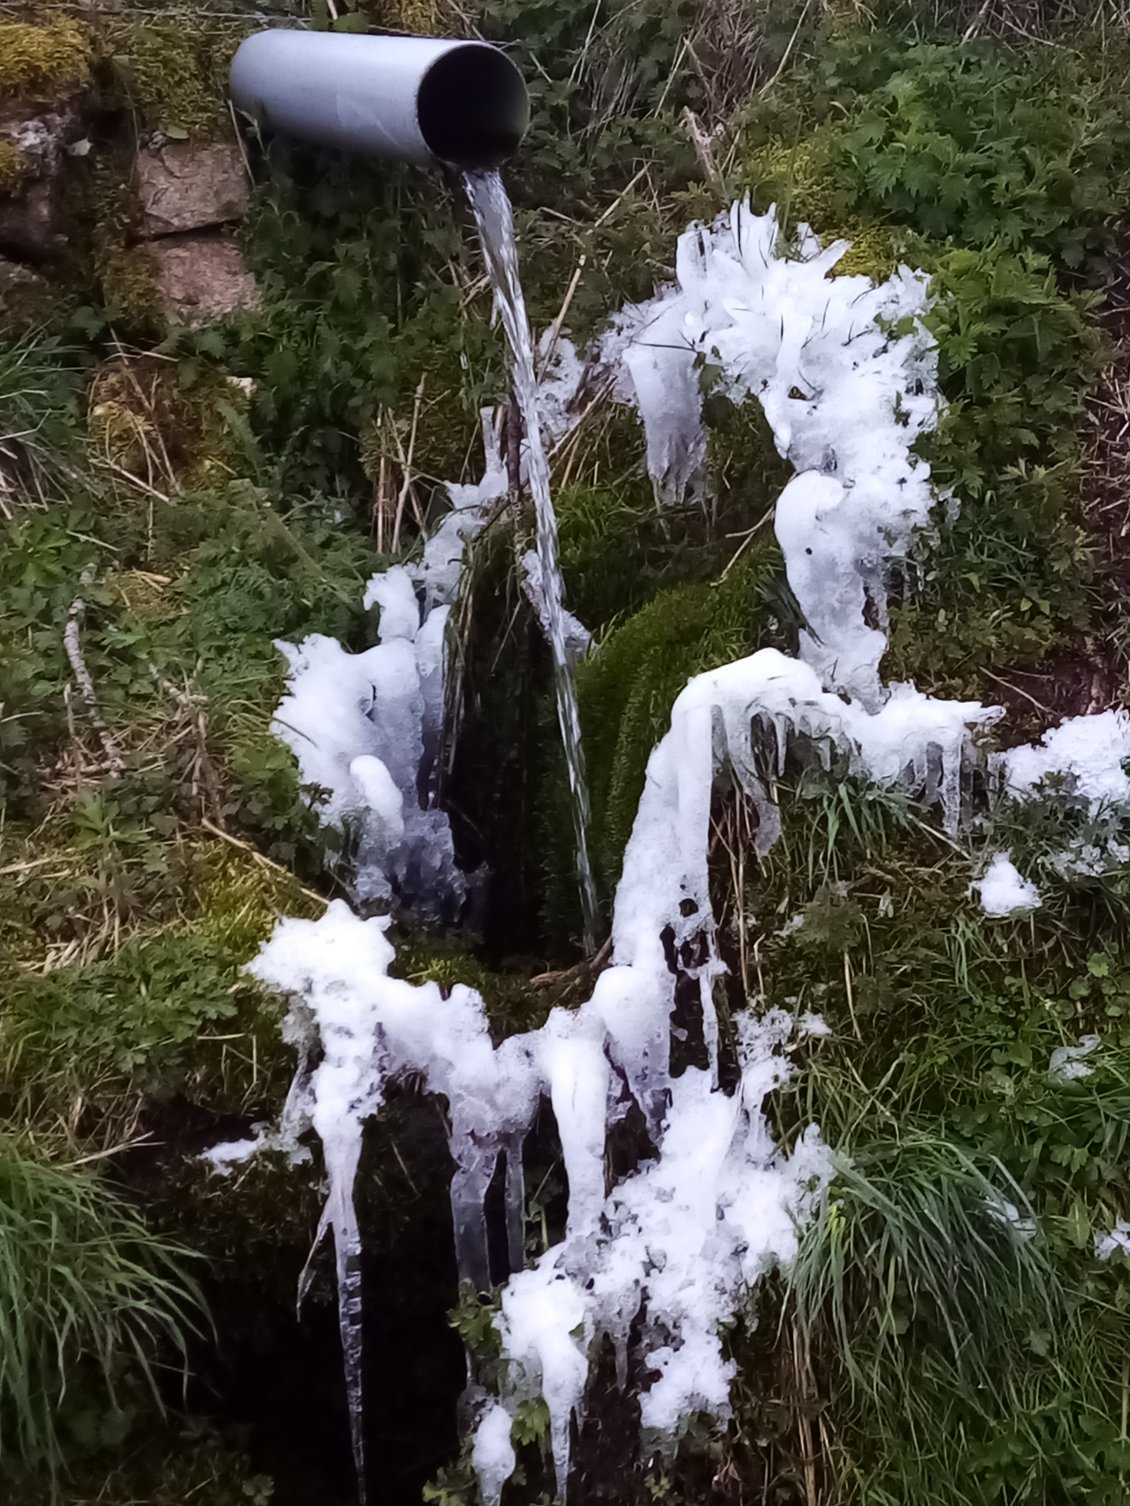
<box><xmin>539</xmin><ymin>254</ymin><xmax>587</xmax><ymax>379</ymax></box>
<box><xmin>683</xmin><ymin>107</ymin><xmax>725</xmax><ymax>195</ymax></box>
<box><xmin>64</xmin><ymin>568</ymin><xmax>124</xmax><ymax>775</ymax></box>
<box><xmin>198</xmin><ymin>816</ymin><xmax>327</xmax><ymax>907</ymax></box>
<box><xmin>962</xmin><ymin>0</ymin><xmax>995</xmax><ymax>42</ymax></box>
<box><xmin>758</xmin><ymin>0</ymin><xmax>814</xmax><ymax>97</ymax></box>
<box><xmin>391</xmin><ymin>375</ymin><xmax>426</xmax><ymax>554</ymax></box>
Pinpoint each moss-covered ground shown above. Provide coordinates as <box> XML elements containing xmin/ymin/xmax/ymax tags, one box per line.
<box><xmin>4</xmin><ymin>0</ymin><xmax>1130</xmax><ymax>1502</ymax></box>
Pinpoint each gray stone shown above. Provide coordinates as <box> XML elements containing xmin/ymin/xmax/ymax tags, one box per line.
<box><xmin>134</xmin><ymin>143</ymin><xmax>249</xmax><ymax>239</ymax></box>
<box><xmin>0</xmin><ymin>106</ymin><xmax>79</xmax><ymax>262</ymax></box>
<box><xmin>151</xmin><ymin>232</ymin><xmax>260</xmax><ymax>324</ymax></box>
<box><xmin>0</xmin><ymin>255</ymin><xmax>51</xmax><ymax>299</ymax></box>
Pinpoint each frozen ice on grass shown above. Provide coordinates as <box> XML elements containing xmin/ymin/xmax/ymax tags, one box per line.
<box><xmin>471</xmin><ymin>1402</ymin><xmax>517</xmax><ymax>1506</ymax></box>
<box><xmin>1000</xmin><ymin>710</ymin><xmax>1130</xmax><ymax>810</ymax></box>
<box><xmin>994</xmin><ymin>710</ymin><xmax>1130</xmax><ymax>877</ymax></box>
<box><xmin>247</xmin><ymin>200</ymin><xmax>1042</xmax><ymax>1505</ymax></box>
<box><xmin>197</xmin><ymin>1137</ymin><xmax>261</xmax><ymax>1175</ymax></box>
<box><xmin>1095</xmin><ymin>1221</ymin><xmax>1130</xmax><ymax>1260</ymax></box>
<box><xmin>608</xmin><ymin>202</ymin><xmax>939</xmax><ymax>704</ymax></box>
<box><xmin>973</xmin><ymin>853</ymin><xmax>1042</xmax><ymax>917</ymax></box>
<box><xmin>1048</xmin><ymin>1034</ymin><xmax>1100</xmax><ymax>1083</ymax></box>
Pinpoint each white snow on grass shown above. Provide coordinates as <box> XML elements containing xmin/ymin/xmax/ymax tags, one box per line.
<box><xmin>993</xmin><ymin>710</ymin><xmax>1130</xmax><ymax>879</ymax></box>
<box><xmin>1000</xmin><ymin>710</ymin><xmax>1130</xmax><ymax>810</ymax></box>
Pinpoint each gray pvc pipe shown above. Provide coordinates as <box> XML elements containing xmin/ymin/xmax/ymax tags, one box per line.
<box><xmin>229</xmin><ymin>30</ymin><xmax>529</xmax><ymax>170</ymax></box>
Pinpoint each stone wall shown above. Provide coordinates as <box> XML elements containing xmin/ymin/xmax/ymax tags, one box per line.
<box><xmin>0</xmin><ymin>16</ymin><xmax>259</xmax><ymax>328</ymax></box>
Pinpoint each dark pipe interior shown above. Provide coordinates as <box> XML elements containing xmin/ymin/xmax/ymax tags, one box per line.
<box><xmin>418</xmin><ymin>45</ymin><xmax>529</xmax><ymax>168</ymax></box>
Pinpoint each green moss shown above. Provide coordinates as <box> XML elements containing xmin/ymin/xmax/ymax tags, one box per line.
<box><xmin>0</xmin><ymin>21</ymin><xmax>91</xmax><ymax>98</ymax></box>
<box><xmin>0</xmin><ymin>845</ymin><xmax>317</xmax><ymax>1137</ymax></box>
<box><xmin>109</xmin><ymin>19</ymin><xmax>242</xmax><ymax>142</ymax></box>
<box><xmin>158</xmin><ymin>1149</ymin><xmax>322</xmax><ymax>1275</ymax></box>
<box><xmin>542</xmin><ymin>547</ymin><xmax>784</xmax><ymax>939</ymax></box>
<box><xmin>90</xmin><ymin>166</ymin><xmax>162</xmax><ymax>335</ymax></box>
<box><xmin>88</xmin><ymin>358</ymin><xmax>253</xmax><ymax>488</ymax></box>
<box><xmin>743</xmin><ymin>128</ymin><xmax>908</xmax><ymax>280</ymax></box>
<box><xmin>392</xmin><ymin>933</ymin><xmax>544</xmax><ymax>1031</ymax></box>
<box><xmin>354</xmin><ymin>0</ymin><xmax>438</xmax><ymax>32</ymax></box>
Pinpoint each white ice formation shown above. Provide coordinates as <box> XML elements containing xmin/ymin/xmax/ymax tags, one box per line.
<box><xmin>271</xmin><ymin>569</ymin><xmax>461</xmax><ymax>919</ymax></box>
<box><xmin>270</xmin><ymin>336</ymin><xmax>588</xmax><ymax>919</ymax></box>
<box><xmin>973</xmin><ymin>853</ymin><xmax>1042</xmax><ymax>917</ymax></box>
<box><xmin>999</xmin><ymin>709</ymin><xmax>1130</xmax><ymax>811</ymax></box>
<box><xmin>1095</xmin><ymin>1221</ymin><xmax>1130</xmax><ymax>1260</ymax></box>
<box><xmin>989</xmin><ymin>709</ymin><xmax>1130</xmax><ymax>881</ymax></box>
<box><xmin>1048</xmin><ymin>1034</ymin><xmax>1101</xmax><ymax>1084</ymax></box>
<box><xmin>607</xmin><ymin>202</ymin><xmax>943</xmax><ymax>706</ymax></box>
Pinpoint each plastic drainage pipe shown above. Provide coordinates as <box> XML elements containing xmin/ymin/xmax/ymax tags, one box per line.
<box><xmin>229</xmin><ymin>30</ymin><xmax>529</xmax><ymax>170</ymax></box>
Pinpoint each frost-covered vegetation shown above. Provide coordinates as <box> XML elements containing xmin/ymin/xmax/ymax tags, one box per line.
<box><xmin>5</xmin><ymin>1</ymin><xmax>1130</xmax><ymax>1504</ymax></box>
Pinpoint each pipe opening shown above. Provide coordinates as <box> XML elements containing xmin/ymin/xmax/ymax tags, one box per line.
<box><xmin>417</xmin><ymin>44</ymin><xmax>529</xmax><ymax>169</ymax></box>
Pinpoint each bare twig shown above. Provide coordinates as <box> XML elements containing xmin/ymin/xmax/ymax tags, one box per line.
<box><xmin>962</xmin><ymin>0</ymin><xmax>996</xmax><ymax>41</ymax></box>
<box><xmin>391</xmin><ymin>375</ymin><xmax>426</xmax><ymax>553</ymax></box>
<box><xmin>64</xmin><ymin>568</ymin><xmax>124</xmax><ymax>775</ymax></box>
<box><xmin>683</xmin><ymin>107</ymin><xmax>725</xmax><ymax>195</ymax></box>
<box><xmin>539</xmin><ymin>254</ymin><xmax>587</xmax><ymax>378</ymax></box>
<box><xmin>758</xmin><ymin>0</ymin><xmax>814</xmax><ymax>97</ymax></box>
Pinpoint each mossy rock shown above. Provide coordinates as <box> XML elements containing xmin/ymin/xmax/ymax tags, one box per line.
<box><xmin>0</xmin><ymin>20</ymin><xmax>92</xmax><ymax>100</ymax></box>
<box><xmin>107</xmin><ymin>18</ymin><xmax>244</xmax><ymax>143</ymax></box>
<box><xmin>0</xmin><ymin>140</ymin><xmax>26</xmax><ymax>196</ymax></box>
<box><xmin>88</xmin><ymin>163</ymin><xmax>163</xmax><ymax>334</ymax></box>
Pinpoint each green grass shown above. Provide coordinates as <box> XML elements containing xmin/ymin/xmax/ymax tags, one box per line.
<box><xmin>0</xmin><ymin>1138</ymin><xmax>203</xmax><ymax>1481</ymax></box>
<box><xmin>0</xmin><ymin>336</ymin><xmax>83</xmax><ymax>507</ymax></box>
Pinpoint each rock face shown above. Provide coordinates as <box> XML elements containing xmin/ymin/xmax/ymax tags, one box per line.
<box><xmin>151</xmin><ymin>233</ymin><xmax>261</xmax><ymax>324</ymax></box>
<box><xmin>0</xmin><ymin>254</ymin><xmax>51</xmax><ymax>303</ymax></box>
<box><xmin>0</xmin><ymin>104</ymin><xmax>80</xmax><ymax>261</ymax></box>
<box><xmin>134</xmin><ymin>142</ymin><xmax>249</xmax><ymax>238</ymax></box>
<box><xmin>131</xmin><ymin>142</ymin><xmax>259</xmax><ymax>324</ymax></box>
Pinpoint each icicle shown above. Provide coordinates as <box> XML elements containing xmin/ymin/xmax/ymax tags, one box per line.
<box><xmin>450</xmin><ymin>1137</ymin><xmax>498</xmax><ymax>1294</ymax></box>
<box><xmin>537</xmin><ymin>1010</ymin><xmax>611</xmax><ymax>1240</ymax></box>
<box><xmin>503</xmin><ymin>1134</ymin><xmax>526</xmax><ymax>1276</ymax></box>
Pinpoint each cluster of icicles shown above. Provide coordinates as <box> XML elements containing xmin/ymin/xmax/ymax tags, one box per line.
<box><xmin>205</xmin><ymin>193</ymin><xmax>1130</xmax><ymax>1504</ymax></box>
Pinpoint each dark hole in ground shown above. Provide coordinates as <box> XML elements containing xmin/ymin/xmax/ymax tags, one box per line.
<box><xmin>160</xmin><ymin>1097</ymin><xmax>468</xmax><ymax>1506</ymax></box>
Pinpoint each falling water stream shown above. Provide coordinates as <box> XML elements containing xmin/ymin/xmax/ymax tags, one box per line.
<box><xmin>462</xmin><ymin>169</ymin><xmax>599</xmax><ymax>948</ymax></box>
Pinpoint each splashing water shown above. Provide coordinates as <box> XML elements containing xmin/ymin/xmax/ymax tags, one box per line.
<box><xmin>463</xmin><ymin>168</ymin><xmax>598</xmax><ymax>947</ymax></box>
